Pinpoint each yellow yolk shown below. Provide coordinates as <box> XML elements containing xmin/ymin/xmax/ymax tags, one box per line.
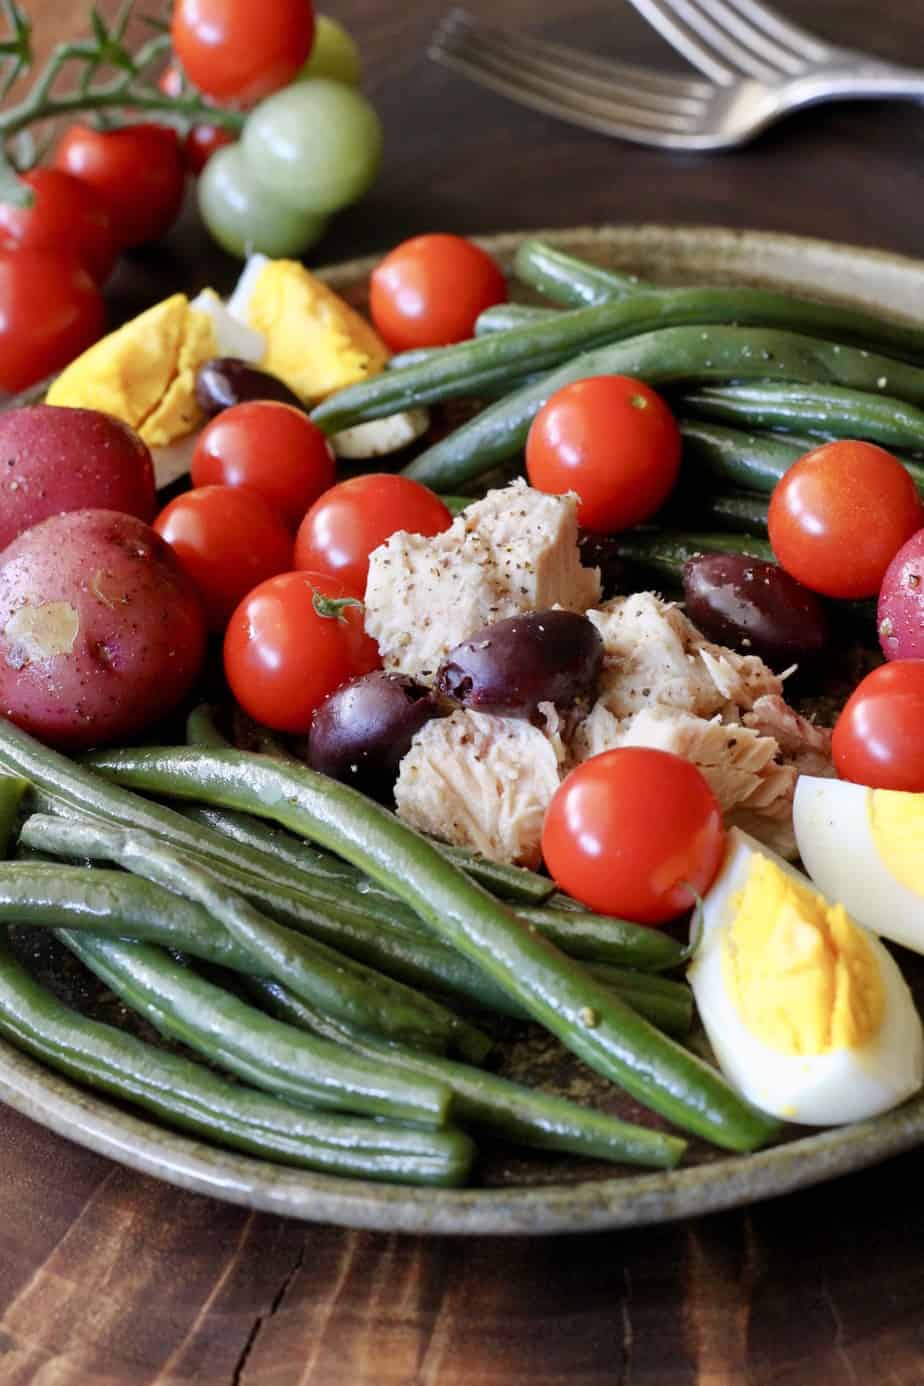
<box><xmin>868</xmin><ymin>789</ymin><xmax>924</xmax><ymax>897</ymax></box>
<box><xmin>46</xmin><ymin>294</ymin><xmax>218</xmax><ymax>447</ymax></box>
<box><xmin>721</xmin><ymin>855</ymin><xmax>884</xmax><ymax>1055</ymax></box>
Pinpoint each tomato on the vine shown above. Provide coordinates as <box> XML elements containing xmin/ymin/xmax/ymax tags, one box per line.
<box><xmin>171</xmin><ymin>0</ymin><xmax>316</xmax><ymax>106</ymax></box>
<box><xmin>0</xmin><ymin>249</ymin><xmax>105</xmax><ymax>393</ymax></box>
<box><xmin>768</xmin><ymin>440</ymin><xmax>923</xmax><ymax>599</ymax></box>
<box><xmin>294</xmin><ymin>474</ymin><xmax>453</xmax><ymax>593</ymax></box>
<box><xmin>541</xmin><ymin>747</ymin><xmax>726</xmax><ymax>923</ymax></box>
<box><xmin>184</xmin><ymin>124</ymin><xmax>236</xmax><ymax>176</ymax></box>
<box><xmin>526</xmin><ymin>375</ymin><xmax>682</xmax><ymax>532</ymax></box>
<box><xmin>369</xmin><ymin>234</ymin><xmax>507</xmax><ymax>351</ymax></box>
<box><xmin>154</xmin><ymin>485</ymin><xmax>293</xmax><ymax>631</ymax></box>
<box><xmin>224</xmin><ymin>570</ymin><xmax>381</xmax><ymax>732</ymax></box>
<box><xmin>0</xmin><ymin>169</ymin><xmax>117</xmax><ymax>284</ymax></box>
<box><xmin>832</xmin><ymin>660</ymin><xmax>924</xmax><ymax>792</ymax></box>
<box><xmin>198</xmin><ymin>142</ymin><xmax>327</xmax><ymax>259</ymax></box>
<box><xmin>191</xmin><ymin>402</ymin><xmax>335</xmax><ymax>530</ymax></box>
<box><xmin>54</xmin><ymin>123</ymin><xmax>186</xmax><ymax>248</ymax></box>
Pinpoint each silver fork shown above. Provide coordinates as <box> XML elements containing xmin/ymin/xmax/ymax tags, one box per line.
<box><xmin>429</xmin><ymin>8</ymin><xmax>924</xmax><ymax>151</ymax></box>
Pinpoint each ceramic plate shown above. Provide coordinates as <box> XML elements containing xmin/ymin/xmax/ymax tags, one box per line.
<box><xmin>3</xmin><ymin>224</ymin><xmax>924</xmax><ymax>1237</ymax></box>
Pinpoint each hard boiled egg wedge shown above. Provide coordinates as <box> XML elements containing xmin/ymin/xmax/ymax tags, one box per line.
<box><xmin>689</xmin><ymin>828</ymin><xmax>924</xmax><ymax>1125</ymax></box>
<box><xmin>794</xmin><ymin>776</ymin><xmax>924</xmax><ymax>956</ymax></box>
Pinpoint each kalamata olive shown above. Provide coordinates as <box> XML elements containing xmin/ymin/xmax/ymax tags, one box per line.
<box><xmin>436</xmin><ymin>610</ymin><xmax>603</xmax><ymax>717</ymax></box>
<box><xmin>308</xmin><ymin>670</ymin><xmax>440</xmax><ymax>800</ymax></box>
<box><xmin>195</xmin><ymin>358</ymin><xmax>305</xmax><ymax>416</ymax></box>
<box><xmin>577</xmin><ymin>529</ymin><xmax>626</xmax><ymax>598</ymax></box>
<box><xmin>682</xmin><ymin>553</ymin><xmax>829</xmax><ymax>666</ymax></box>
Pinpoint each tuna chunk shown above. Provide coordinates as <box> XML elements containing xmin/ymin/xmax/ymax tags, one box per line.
<box><xmin>394</xmin><ymin>708</ymin><xmax>564</xmax><ymax>868</ymax></box>
<box><xmin>364</xmin><ymin>479</ymin><xmax>601</xmax><ymax>684</ymax></box>
<box><xmin>743</xmin><ymin>694</ymin><xmax>834</xmax><ymax>778</ymax></box>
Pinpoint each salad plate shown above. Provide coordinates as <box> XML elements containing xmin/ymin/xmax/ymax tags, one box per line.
<box><xmin>3</xmin><ymin>222</ymin><xmax>924</xmax><ymax>1237</ymax></box>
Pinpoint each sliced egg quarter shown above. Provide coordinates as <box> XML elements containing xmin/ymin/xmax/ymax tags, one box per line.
<box><xmin>690</xmin><ymin>829</ymin><xmax>924</xmax><ymax>1126</ymax></box>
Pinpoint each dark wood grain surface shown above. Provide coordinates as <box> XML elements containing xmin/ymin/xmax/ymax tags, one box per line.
<box><xmin>4</xmin><ymin>1</ymin><xmax>924</xmax><ymax>1381</ymax></box>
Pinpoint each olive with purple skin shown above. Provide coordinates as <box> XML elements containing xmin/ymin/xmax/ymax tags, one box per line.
<box><xmin>436</xmin><ymin>610</ymin><xmax>603</xmax><ymax>717</ymax></box>
<box><xmin>682</xmin><ymin>553</ymin><xmax>829</xmax><ymax>666</ymax></box>
<box><xmin>308</xmin><ymin>670</ymin><xmax>440</xmax><ymax>801</ymax></box>
<box><xmin>195</xmin><ymin>358</ymin><xmax>306</xmax><ymax>417</ymax></box>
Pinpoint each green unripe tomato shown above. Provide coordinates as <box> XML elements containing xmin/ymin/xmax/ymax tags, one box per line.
<box><xmin>198</xmin><ymin>143</ymin><xmax>327</xmax><ymax>259</ymax></box>
<box><xmin>242</xmin><ymin>79</ymin><xmax>382</xmax><ymax>217</ymax></box>
<box><xmin>298</xmin><ymin>15</ymin><xmax>361</xmax><ymax>85</ymax></box>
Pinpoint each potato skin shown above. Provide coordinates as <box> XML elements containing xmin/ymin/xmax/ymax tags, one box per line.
<box><xmin>0</xmin><ymin>405</ymin><xmax>156</xmax><ymax>552</ymax></box>
<box><xmin>0</xmin><ymin>509</ymin><xmax>206</xmax><ymax>748</ymax></box>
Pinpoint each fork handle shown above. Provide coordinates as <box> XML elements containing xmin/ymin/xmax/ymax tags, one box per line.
<box><xmin>809</xmin><ymin>61</ymin><xmax>924</xmax><ymax>101</ymax></box>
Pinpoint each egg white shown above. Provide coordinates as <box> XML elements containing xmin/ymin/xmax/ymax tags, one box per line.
<box><xmin>689</xmin><ymin>829</ymin><xmax>924</xmax><ymax>1125</ymax></box>
<box><xmin>794</xmin><ymin>776</ymin><xmax>924</xmax><ymax>956</ymax></box>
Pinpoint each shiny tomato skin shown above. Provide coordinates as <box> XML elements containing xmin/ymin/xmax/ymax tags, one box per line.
<box><xmin>294</xmin><ymin>474</ymin><xmax>453</xmax><ymax>593</ymax></box>
<box><xmin>54</xmin><ymin>123</ymin><xmax>186</xmax><ymax>248</ymax></box>
<box><xmin>184</xmin><ymin>124</ymin><xmax>236</xmax><ymax>175</ymax></box>
<box><xmin>768</xmin><ymin>440</ymin><xmax>924</xmax><ymax>600</ymax></box>
<box><xmin>0</xmin><ymin>249</ymin><xmax>105</xmax><ymax>393</ymax></box>
<box><xmin>191</xmin><ymin>402</ymin><xmax>335</xmax><ymax>528</ymax></box>
<box><xmin>369</xmin><ymin>234</ymin><xmax>507</xmax><ymax>351</ymax></box>
<box><xmin>171</xmin><ymin>0</ymin><xmax>316</xmax><ymax>105</ymax></box>
<box><xmin>154</xmin><ymin>484</ymin><xmax>293</xmax><ymax>630</ymax></box>
<box><xmin>224</xmin><ymin>570</ymin><xmax>381</xmax><ymax>732</ymax></box>
<box><xmin>832</xmin><ymin>660</ymin><xmax>924</xmax><ymax>791</ymax></box>
<box><xmin>526</xmin><ymin>376</ymin><xmax>682</xmax><ymax>532</ymax></box>
<box><xmin>0</xmin><ymin>169</ymin><xmax>117</xmax><ymax>284</ymax></box>
<box><xmin>541</xmin><ymin>747</ymin><xmax>726</xmax><ymax>924</ymax></box>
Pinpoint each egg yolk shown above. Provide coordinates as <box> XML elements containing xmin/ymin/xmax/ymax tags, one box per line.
<box><xmin>868</xmin><ymin>789</ymin><xmax>924</xmax><ymax>897</ymax></box>
<box><xmin>721</xmin><ymin>855</ymin><xmax>884</xmax><ymax>1055</ymax></box>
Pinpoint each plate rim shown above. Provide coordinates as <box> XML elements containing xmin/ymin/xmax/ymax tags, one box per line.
<box><xmin>5</xmin><ymin>221</ymin><xmax>924</xmax><ymax>1236</ymax></box>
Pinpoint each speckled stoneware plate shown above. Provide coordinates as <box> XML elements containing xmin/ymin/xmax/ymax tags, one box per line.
<box><xmin>3</xmin><ymin>224</ymin><xmax>924</xmax><ymax>1237</ymax></box>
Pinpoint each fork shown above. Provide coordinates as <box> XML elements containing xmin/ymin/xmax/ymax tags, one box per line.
<box><xmin>429</xmin><ymin>8</ymin><xmax>924</xmax><ymax>151</ymax></box>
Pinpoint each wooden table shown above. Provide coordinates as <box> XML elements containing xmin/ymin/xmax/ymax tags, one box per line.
<box><xmin>4</xmin><ymin>1</ymin><xmax>924</xmax><ymax>1381</ymax></box>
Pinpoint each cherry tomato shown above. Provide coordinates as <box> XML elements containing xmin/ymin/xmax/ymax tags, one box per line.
<box><xmin>0</xmin><ymin>169</ymin><xmax>117</xmax><ymax>284</ymax></box>
<box><xmin>768</xmin><ymin>440</ymin><xmax>923</xmax><ymax>600</ymax></box>
<box><xmin>224</xmin><ymin>570</ymin><xmax>380</xmax><ymax>732</ymax></box>
<box><xmin>0</xmin><ymin>250</ymin><xmax>105</xmax><ymax>394</ymax></box>
<box><xmin>191</xmin><ymin>402</ymin><xmax>335</xmax><ymax>529</ymax></box>
<box><xmin>171</xmin><ymin>0</ymin><xmax>316</xmax><ymax>106</ymax></box>
<box><xmin>183</xmin><ymin>123</ymin><xmax>236</xmax><ymax>176</ymax></box>
<box><xmin>369</xmin><ymin>234</ymin><xmax>507</xmax><ymax>351</ymax></box>
<box><xmin>541</xmin><ymin>748</ymin><xmax>726</xmax><ymax>924</ymax></box>
<box><xmin>54</xmin><ymin>123</ymin><xmax>186</xmax><ymax>248</ymax></box>
<box><xmin>832</xmin><ymin>660</ymin><xmax>924</xmax><ymax>791</ymax></box>
<box><xmin>158</xmin><ymin>61</ymin><xmax>184</xmax><ymax>98</ymax></box>
<box><xmin>294</xmin><ymin>474</ymin><xmax>453</xmax><ymax>593</ymax></box>
<box><xmin>525</xmin><ymin>376</ymin><xmax>682</xmax><ymax>532</ymax></box>
<box><xmin>154</xmin><ymin>485</ymin><xmax>293</xmax><ymax>630</ymax></box>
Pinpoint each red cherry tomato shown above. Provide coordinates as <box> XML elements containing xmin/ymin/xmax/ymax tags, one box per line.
<box><xmin>0</xmin><ymin>249</ymin><xmax>105</xmax><ymax>394</ymax></box>
<box><xmin>294</xmin><ymin>474</ymin><xmax>453</xmax><ymax>593</ymax></box>
<box><xmin>832</xmin><ymin>660</ymin><xmax>924</xmax><ymax>791</ymax></box>
<box><xmin>525</xmin><ymin>376</ymin><xmax>682</xmax><ymax>532</ymax></box>
<box><xmin>54</xmin><ymin>123</ymin><xmax>186</xmax><ymax>248</ymax></box>
<box><xmin>184</xmin><ymin>124</ymin><xmax>236</xmax><ymax>176</ymax></box>
<box><xmin>369</xmin><ymin>234</ymin><xmax>507</xmax><ymax>351</ymax></box>
<box><xmin>541</xmin><ymin>748</ymin><xmax>726</xmax><ymax>924</ymax></box>
<box><xmin>171</xmin><ymin>0</ymin><xmax>316</xmax><ymax>105</ymax></box>
<box><xmin>0</xmin><ymin>169</ymin><xmax>117</xmax><ymax>284</ymax></box>
<box><xmin>191</xmin><ymin>402</ymin><xmax>335</xmax><ymax>528</ymax></box>
<box><xmin>154</xmin><ymin>485</ymin><xmax>293</xmax><ymax>630</ymax></box>
<box><xmin>768</xmin><ymin>440</ymin><xmax>923</xmax><ymax>600</ymax></box>
<box><xmin>224</xmin><ymin>570</ymin><xmax>381</xmax><ymax>732</ymax></box>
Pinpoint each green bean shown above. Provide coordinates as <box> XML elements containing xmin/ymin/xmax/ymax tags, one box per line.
<box><xmin>82</xmin><ymin>747</ymin><xmax>781</xmax><ymax>1152</ymax></box>
<box><xmin>59</xmin><ymin>931</ymin><xmax>453</xmax><ymax>1126</ymax></box>
<box><xmin>513</xmin><ymin>240</ymin><xmax>653</xmax><ymax>306</ymax></box>
<box><xmin>514</xmin><ymin>905</ymin><xmax>685</xmax><ymax>971</ymax></box>
<box><xmin>680</xmin><ymin>421</ymin><xmax>816</xmax><ymax>492</ymax></box>
<box><xmin>20</xmin><ymin>815</ymin><xmax>491</xmax><ymax>1062</ymax></box>
<box><xmin>434</xmin><ymin>842</ymin><xmax>557</xmax><ymax>904</ymax></box>
<box><xmin>683</xmin><ymin>383</ymin><xmax>924</xmax><ymax>452</ymax></box>
<box><xmin>439</xmin><ymin>494</ymin><xmax>473</xmax><ymax>516</ymax></box>
<box><xmin>387</xmin><ymin>346</ymin><xmax>443</xmax><ymax>370</ymax></box>
<box><xmin>176</xmin><ymin>803</ymin><xmax>358</xmax><ymax>884</ymax></box>
<box><xmin>614</xmin><ymin>530</ymin><xmax>774</xmax><ymax>588</ymax></box>
<box><xmin>400</xmin><ymin>327</ymin><xmax>924</xmax><ymax>491</ymax></box>
<box><xmin>185</xmin><ymin>704</ymin><xmax>231</xmax><ymax>750</ymax></box>
<box><xmin>0</xmin><ymin>934</ymin><xmax>474</xmax><ymax>1186</ymax></box>
<box><xmin>585</xmin><ymin>966</ymin><xmax>693</xmax><ymax>1037</ymax></box>
<box><xmin>689</xmin><ymin>492</ymin><xmax>771</xmax><ymax>537</ymax></box>
<box><xmin>0</xmin><ymin>776</ymin><xmax>27</xmax><ymax>860</ymax></box>
<box><xmin>248</xmin><ymin>976</ymin><xmax>686</xmax><ymax>1169</ymax></box>
<box><xmin>312</xmin><ymin>295</ymin><xmax>924</xmax><ymax>438</ymax></box>
<box><xmin>475</xmin><ymin>303</ymin><xmax>560</xmax><ymax>335</ymax></box>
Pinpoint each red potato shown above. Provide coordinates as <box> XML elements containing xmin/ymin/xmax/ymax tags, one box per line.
<box><xmin>0</xmin><ymin>510</ymin><xmax>206</xmax><ymax>749</ymax></box>
<box><xmin>878</xmin><ymin>528</ymin><xmax>924</xmax><ymax>660</ymax></box>
<box><xmin>0</xmin><ymin>406</ymin><xmax>156</xmax><ymax>552</ymax></box>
